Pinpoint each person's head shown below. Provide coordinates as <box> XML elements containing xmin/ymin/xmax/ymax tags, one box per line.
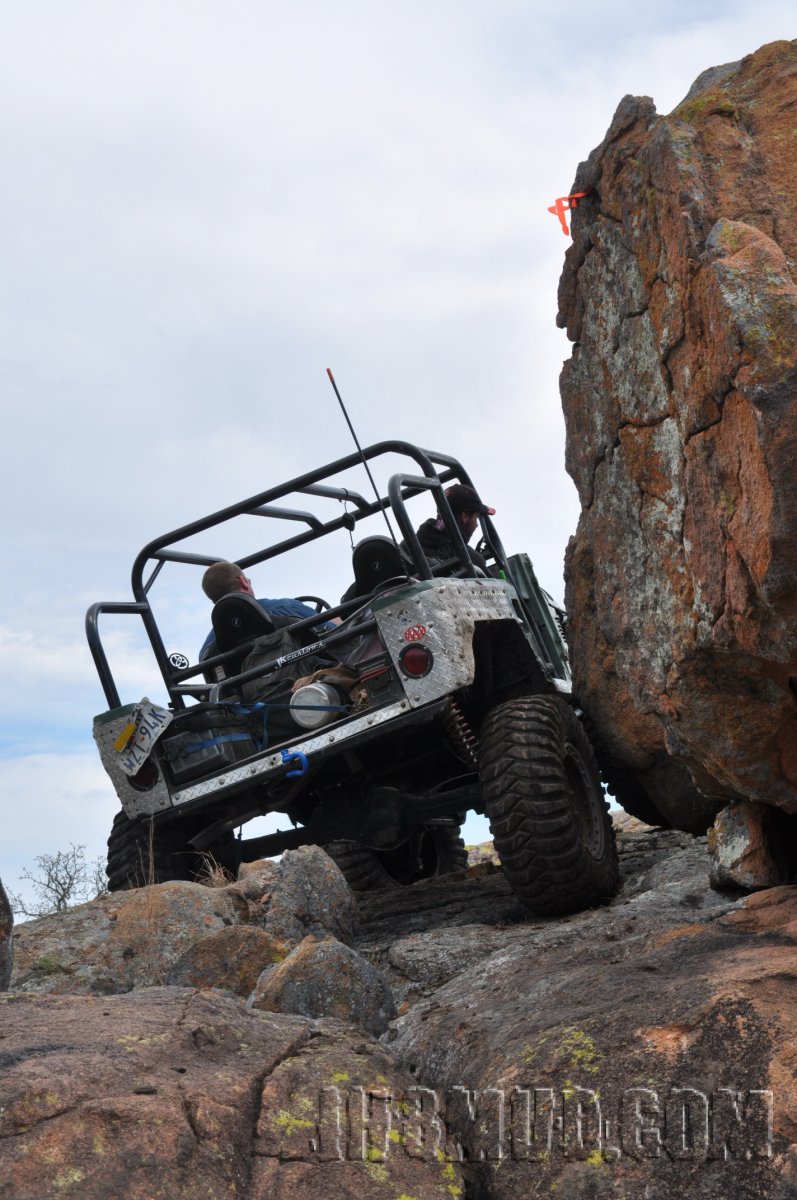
<box><xmin>442</xmin><ymin>484</ymin><xmax>495</xmax><ymax>542</ymax></box>
<box><xmin>201</xmin><ymin>561</ymin><xmax>255</xmax><ymax>603</ymax></box>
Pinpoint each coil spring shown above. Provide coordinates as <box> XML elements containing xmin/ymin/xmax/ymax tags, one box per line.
<box><xmin>444</xmin><ymin>699</ymin><xmax>480</xmax><ymax>772</ymax></box>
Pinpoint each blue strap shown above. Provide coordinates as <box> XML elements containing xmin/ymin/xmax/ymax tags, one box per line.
<box><xmin>181</xmin><ymin>731</ymin><xmax>253</xmax><ymax>755</ymax></box>
<box><xmin>237</xmin><ymin>701</ymin><xmax>347</xmax><ymax>712</ymax></box>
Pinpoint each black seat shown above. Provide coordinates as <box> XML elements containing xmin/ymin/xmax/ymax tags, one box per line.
<box><xmin>351</xmin><ymin>536</ymin><xmax>411</xmax><ymax>597</ymax></box>
<box><xmin>211</xmin><ymin>592</ymin><xmax>276</xmax><ymax>653</ymax></box>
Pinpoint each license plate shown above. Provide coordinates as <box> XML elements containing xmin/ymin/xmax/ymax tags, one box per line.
<box><xmin>114</xmin><ymin>698</ymin><xmax>173</xmax><ymax>775</ymax></box>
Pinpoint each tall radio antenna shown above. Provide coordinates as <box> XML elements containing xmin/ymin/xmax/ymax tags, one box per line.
<box><xmin>326</xmin><ymin>368</ymin><xmax>399</xmax><ymax>546</ymax></box>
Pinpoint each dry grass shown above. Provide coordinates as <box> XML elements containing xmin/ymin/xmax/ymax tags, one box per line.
<box><xmin>131</xmin><ymin>818</ymin><xmax>157</xmax><ymax>889</ymax></box>
<box><xmin>194</xmin><ymin>853</ymin><xmax>236</xmax><ymax>889</ymax></box>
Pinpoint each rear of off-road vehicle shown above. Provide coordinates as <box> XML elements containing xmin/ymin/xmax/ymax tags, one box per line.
<box><xmin>87</xmin><ymin>441</ymin><xmax>619</xmax><ymax>916</ymax></box>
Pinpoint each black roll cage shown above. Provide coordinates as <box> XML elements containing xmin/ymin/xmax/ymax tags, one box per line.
<box><xmin>86</xmin><ymin>440</ymin><xmax>517</xmax><ymax>711</ymax></box>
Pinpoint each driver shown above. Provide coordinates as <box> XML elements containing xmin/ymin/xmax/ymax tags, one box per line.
<box><xmin>198</xmin><ymin>561</ymin><xmax>335</xmax><ymax>661</ymax></box>
<box><xmin>407</xmin><ymin>484</ymin><xmax>495</xmax><ymax>574</ymax></box>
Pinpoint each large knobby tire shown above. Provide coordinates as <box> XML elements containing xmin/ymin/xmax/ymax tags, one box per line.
<box><xmin>325</xmin><ymin>825</ymin><xmax>468</xmax><ymax>891</ymax></box>
<box><xmin>480</xmin><ymin>696</ymin><xmax>619</xmax><ymax>916</ymax></box>
<box><xmin>106</xmin><ymin>811</ymin><xmax>238</xmax><ymax>892</ymax></box>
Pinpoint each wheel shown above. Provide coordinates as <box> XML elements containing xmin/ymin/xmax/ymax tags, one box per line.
<box><xmin>325</xmin><ymin>825</ymin><xmax>468</xmax><ymax>891</ymax></box>
<box><xmin>106</xmin><ymin>811</ymin><xmax>238</xmax><ymax>891</ymax></box>
<box><xmin>480</xmin><ymin>696</ymin><xmax>619</xmax><ymax>916</ymax></box>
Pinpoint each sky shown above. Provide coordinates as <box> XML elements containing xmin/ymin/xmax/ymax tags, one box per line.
<box><xmin>2</xmin><ymin>1</ymin><xmax>793</xmax><ymax>911</ymax></box>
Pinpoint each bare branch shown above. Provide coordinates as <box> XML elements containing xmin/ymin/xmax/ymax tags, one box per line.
<box><xmin>9</xmin><ymin>844</ymin><xmax>108</xmax><ymax>918</ymax></box>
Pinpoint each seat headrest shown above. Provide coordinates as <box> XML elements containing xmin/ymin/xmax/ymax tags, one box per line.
<box><xmin>351</xmin><ymin>536</ymin><xmax>411</xmax><ymax>597</ymax></box>
<box><xmin>211</xmin><ymin>592</ymin><xmax>276</xmax><ymax>652</ymax></box>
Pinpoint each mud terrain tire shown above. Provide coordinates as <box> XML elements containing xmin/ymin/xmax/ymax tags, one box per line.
<box><xmin>325</xmin><ymin>826</ymin><xmax>468</xmax><ymax>891</ymax></box>
<box><xmin>480</xmin><ymin>696</ymin><xmax>619</xmax><ymax>915</ymax></box>
<box><xmin>106</xmin><ymin>812</ymin><xmax>237</xmax><ymax>891</ymax></box>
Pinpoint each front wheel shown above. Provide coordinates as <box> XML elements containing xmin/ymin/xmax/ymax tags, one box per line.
<box><xmin>325</xmin><ymin>825</ymin><xmax>468</xmax><ymax>891</ymax></box>
<box><xmin>106</xmin><ymin>811</ymin><xmax>238</xmax><ymax>891</ymax></box>
<box><xmin>480</xmin><ymin>696</ymin><xmax>619</xmax><ymax>916</ymax></box>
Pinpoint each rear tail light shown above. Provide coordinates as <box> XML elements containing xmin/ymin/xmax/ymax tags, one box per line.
<box><xmin>399</xmin><ymin>645</ymin><xmax>433</xmax><ymax>678</ymax></box>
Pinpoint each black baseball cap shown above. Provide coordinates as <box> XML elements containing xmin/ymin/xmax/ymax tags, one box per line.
<box><xmin>443</xmin><ymin>484</ymin><xmax>496</xmax><ymax>516</ymax></box>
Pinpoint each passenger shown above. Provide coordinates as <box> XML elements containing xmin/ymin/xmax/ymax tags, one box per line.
<box><xmin>199</xmin><ymin>561</ymin><xmax>335</xmax><ymax>661</ymax></box>
<box><xmin>407</xmin><ymin>484</ymin><xmax>495</xmax><ymax>575</ymax></box>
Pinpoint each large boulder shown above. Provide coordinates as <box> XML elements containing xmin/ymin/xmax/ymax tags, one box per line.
<box><xmin>250</xmin><ymin>935</ymin><xmax>397</xmax><ymax>1035</ymax></box>
<box><xmin>558</xmin><ymin>40</ymin><xmax>797</xmax><ymax>831</ymax></box>
<box><xmin>166</xmin><ymin>925</ymin><xmax>290</xmax><ymax>994</ymax></box>
<box><xmin>10</xmin><ymin>881</ymin><xmax>249</xmax><ymax>995</ymax></box>
<box><xmin>10</xmin><ymin>848</ymin><xmax>358</xmax><ymax>997</ymax></box>
<box><xmin>258</xmin><ymin>845</ymin><xmax>359</xmax><ymax>946</ymax></box>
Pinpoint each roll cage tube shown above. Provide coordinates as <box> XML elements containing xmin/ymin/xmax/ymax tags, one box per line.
<box><xmin>86</xmin><ymin>601</ymin><xmax>149</xmax><ymax>710</ymax></box>
<box><xmin>387</xmin><ymin>473</ymin><xmax>513</xmax><ymax>585</ymax></box>
<box><xmin>387</xmin><ymin>473</ymin><xmax>471</xmax><ymax>577</ymax></box>
<box><xmin>128</xmin><ymin>442</ymin><xmax>476</xmax><ymax>595</ymax></box>
<box><xmin>87</xmin><ymin>441</ymin><xmax>525</xmax><ymax>710</ymax></box>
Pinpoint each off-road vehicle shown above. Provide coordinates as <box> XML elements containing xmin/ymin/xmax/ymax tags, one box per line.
<box><xmin>87</xmin><ymin>441</ymin><xmax>619</xmax><ymax>915</ymax></box>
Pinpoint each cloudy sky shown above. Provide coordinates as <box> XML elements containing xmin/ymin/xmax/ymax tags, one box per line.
<box><xmin>2</xmin><ymin>1</ymin><xmax>792</xmax><ymax>909</ymax></box>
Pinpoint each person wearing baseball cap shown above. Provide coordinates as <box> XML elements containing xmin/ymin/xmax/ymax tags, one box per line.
<box><xmin>406</xmin><ymin>482</ymin><xmax>496</xmax><ymax>575</ymax></box>
<box><xmin>443</xmin><ymin>484</ymin><xmax>496</xmax><ymax>518</ymax></box>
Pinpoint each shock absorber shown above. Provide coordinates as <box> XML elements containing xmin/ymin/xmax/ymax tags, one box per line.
<box><xmin>444</xmin><ymin>699</ymin><xmax>480</xmax><ymax>772</ymax></box>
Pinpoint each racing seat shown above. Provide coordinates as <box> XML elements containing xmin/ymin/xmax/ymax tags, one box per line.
<box><xmin>351</xmin><ymin>536</ymin><xmax>412</xmax><ymax>597</ymax></box>
<box><xmin>211</xmin><ymin>592</ymin><xmax>276</xmax><ymax>652</ymax></box>
<box><xmin>200</xmin><ymin>593</ymin><xmax>278</xmax><ymax>685</ymax></box>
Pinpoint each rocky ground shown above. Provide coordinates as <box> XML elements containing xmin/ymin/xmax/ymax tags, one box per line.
<box><xmin>2</xmin><ymin>818</ymin><xmax>796</xmax><ymax>1199</ymax></box>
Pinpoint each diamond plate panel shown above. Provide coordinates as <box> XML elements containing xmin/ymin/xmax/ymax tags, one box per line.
<box><xmin>93</xmin><ymin>707</ymin><xmax>173</xmax><ymax>818</ymax></box>
<box><xmin>171</xmin><ymin>699</ymin><xmax>412</xmax><ymax>806</ymax></box>
<box><xmin>374</xmin><ymin>578</ymin><xmax>520</xmax><ymax>707</ymax></box>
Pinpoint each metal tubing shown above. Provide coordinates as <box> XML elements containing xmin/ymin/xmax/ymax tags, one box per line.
<box><xmin>85</xmin><ymin>601</ymin><xmax>148</xmax><ymax>709</ymax></box>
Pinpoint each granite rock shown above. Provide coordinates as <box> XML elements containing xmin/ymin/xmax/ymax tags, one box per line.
<box><xmin>559</xmin><ymin>41</ymin><xmax>797</xmax><ymax>831</ymax></box>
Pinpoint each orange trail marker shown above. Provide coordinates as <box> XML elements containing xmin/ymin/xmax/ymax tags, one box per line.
<box><xmin>548</xmin><ymin>189</ymin><xmax>592</xmax><ymax>235</ymax></box>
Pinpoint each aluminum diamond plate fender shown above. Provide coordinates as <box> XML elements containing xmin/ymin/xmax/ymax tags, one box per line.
<box><xmin>93</xmin><ymin>706</ymin><xmax>173</xmax><ymax>818</ymax></box>
<box><xmin>373</xmin><ymin>578</ymin><xmax>521</xmax><ymax>707</ymax></box>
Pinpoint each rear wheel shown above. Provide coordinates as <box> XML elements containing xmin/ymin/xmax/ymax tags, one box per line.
<box><xmin>106</xmin><ymin>811</ymin><xmax>238</xmax><ymax>891</ymax></box>
<box><xmin>325</xmin><ymin>825</ymin><xmax>468</xmax><ymax>891</ymax></box>
<box><xmin>480</xmin><ymin>696</ymin><xmax>619</xmax><ymax>916</ymax></box>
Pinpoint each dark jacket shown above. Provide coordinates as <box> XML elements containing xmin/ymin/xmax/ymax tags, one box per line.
<box><xmin>407</xmin><ymin>518</ymin><xmax>487</xmax><ymax>574</ymax></box>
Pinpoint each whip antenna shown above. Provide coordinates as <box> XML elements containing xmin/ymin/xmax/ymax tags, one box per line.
<box><xmin>326</xmin><ymin>368</ymin><xmax>399</xmax><ymax>546</ymax></box>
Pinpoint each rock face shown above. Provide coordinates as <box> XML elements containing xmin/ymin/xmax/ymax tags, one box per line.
<box><xmin>558</xmin><ymin>40</ymin><xmax>797</xmax><ymax>831</ymax></box>
<box><xmin>385</xmin><ymin>879</ymin><xmax>797</xmax><ymax>1200</ymax></box>
<box><xmin>0</xmin><ymin>988</ymin><xmax>464</xmax><ymax>1200</ymax></box>
<box><xmin>0</xmin><ymin>880</ymin><xmax>12</xmax><ymax>990</ymax></box>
